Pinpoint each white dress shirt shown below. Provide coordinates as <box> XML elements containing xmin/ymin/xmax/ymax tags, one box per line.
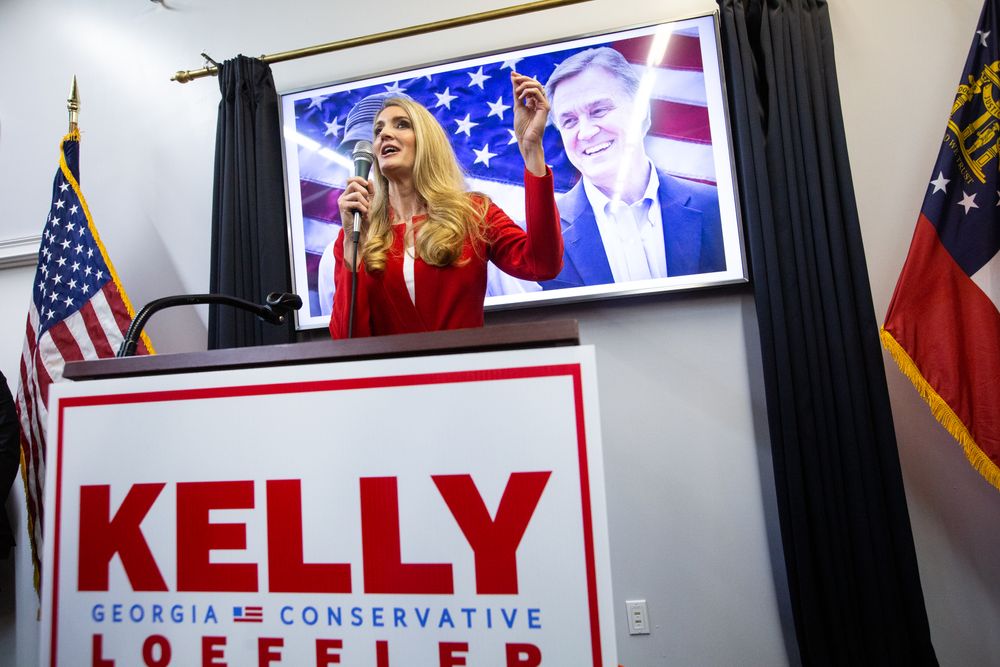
<box><xmin>582</xmin><ymin>163</ymin><xmax>666</xmax><ymax>282</ymax></box>
<box><xmin>395</xmin><ymin>219</ymin><xmax>417</xmax><ymax>305</ymax></box>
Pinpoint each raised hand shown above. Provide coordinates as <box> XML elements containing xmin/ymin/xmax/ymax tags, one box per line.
<box><xmin>511</xmin><ymin>72</ymin><xmax>549</xmax><ymax>176</ymax></box>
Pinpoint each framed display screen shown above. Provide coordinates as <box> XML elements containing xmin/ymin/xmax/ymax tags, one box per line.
<box><xmin>280</xmin><ymin>11</ymin><xmax>746</xmax><ymax>330</ymax></box>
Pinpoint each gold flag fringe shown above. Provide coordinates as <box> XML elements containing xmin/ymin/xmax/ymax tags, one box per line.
<box><xmin>880</xmin><ymin>327</ymin><xmax>1000</xmax><ymax>491</ymax></box>
<box><xmin>17</xmin><ymin>445</ymin><xmax>41</xmax><ymax>594</ymax></box>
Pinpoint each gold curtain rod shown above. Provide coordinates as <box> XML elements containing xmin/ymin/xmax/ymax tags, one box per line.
<box><xmin>172</xmin><ymin>0</ymin><xmax>592</xmax><ymax>83</ymax></box>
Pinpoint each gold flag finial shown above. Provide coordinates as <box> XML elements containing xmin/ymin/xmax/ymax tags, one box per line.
<box><xmin>67</xmin><ymin>76</ymin><xmax>80</xmax><ymax>132</ymax></box>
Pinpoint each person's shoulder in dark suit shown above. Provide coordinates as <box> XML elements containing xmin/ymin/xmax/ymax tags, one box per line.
<box><xmin>656</xmin><ymin>169</ymin><xmax>726</xmax><ymax>275</ymax></box>
<box><xmin>541</xmin><ymin>169</ymin><xmax>727</xmax><ymax>289</ymax></box>
<box><xmin>0</xmin><ymin>372</ymin><xmax>20</xmax><ymax>557</ymax></box>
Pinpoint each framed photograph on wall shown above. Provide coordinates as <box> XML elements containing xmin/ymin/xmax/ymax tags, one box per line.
<box><xmin>280</xmin><ymin>11</ymin><xmax>746</xmax><ymax>330</ymax></box>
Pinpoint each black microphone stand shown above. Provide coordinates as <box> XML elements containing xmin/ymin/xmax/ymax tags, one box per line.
<box><xmin>348</xmin><ymin>230</ymin><xmax>360</xmax><ymax>339</ymax></box>
<box><xmin>117</xmin><ymin>292</ymin><xmax>303</xmax><ymax>358</ymax></box>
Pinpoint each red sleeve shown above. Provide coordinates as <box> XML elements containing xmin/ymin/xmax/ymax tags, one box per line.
<box><xmin>329</xmin><ymin>228</ymin><xmax>372</xmax><ymax>339</ymax></box>
<box><xmin>486</xmin><ymin>167</ymin><xmax>563</xmax><ymax>280</ymax></box>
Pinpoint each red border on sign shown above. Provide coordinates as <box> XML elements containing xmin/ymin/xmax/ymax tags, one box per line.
<box><xmin>50</xmin><ymin>363</ymin><xmax>603</xmax><ymax>666</ymax></box>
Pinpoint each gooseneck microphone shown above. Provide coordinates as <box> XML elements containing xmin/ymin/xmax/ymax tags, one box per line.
<box><xmin>347</xmin><ymin>140</ymin><xmax>374</xmax><ymax>339</ymax></box>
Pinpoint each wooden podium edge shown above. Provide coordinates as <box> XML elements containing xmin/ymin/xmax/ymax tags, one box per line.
<box><xmin>64</xmin><ymin>320</ymin><xmax>580</xmax><ymax>381</ymax></box>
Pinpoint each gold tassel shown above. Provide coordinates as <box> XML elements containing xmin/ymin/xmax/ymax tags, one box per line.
<box><xmin>880</xmin><ymin>328</ymin><xmax>1000</xmax><ymax>491</ymax></box>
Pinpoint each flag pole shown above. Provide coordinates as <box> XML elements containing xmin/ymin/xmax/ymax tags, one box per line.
<box><xmin>67</xmin><ymin>76</ymin><xmax>79</xmax><ymax>133</ymax></box>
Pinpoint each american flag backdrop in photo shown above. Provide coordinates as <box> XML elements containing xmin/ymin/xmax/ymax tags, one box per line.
<box><xmin>15</xmin><ymin>131</ymin><xmax>152</xmax><ymax>586</ymax></box>
<box><xmin>285</xmin><ymin>25</ymin><xmax>714</xmax><ymax>314</ymax></box>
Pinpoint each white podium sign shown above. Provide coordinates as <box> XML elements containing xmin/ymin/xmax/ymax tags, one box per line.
<box><xmin>40</xmin><ymin>346</ymin><xmax>617</xmax><ymax>666</ymax></box>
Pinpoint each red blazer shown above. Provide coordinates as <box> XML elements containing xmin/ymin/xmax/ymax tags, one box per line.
<box><xmin>329</xmin><ymin>168</ymin><xmax>562</xmax><ymax>339</ymax></box>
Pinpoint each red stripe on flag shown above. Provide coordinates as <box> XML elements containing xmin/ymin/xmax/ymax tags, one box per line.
<box><xmin>78</xmin><ymin>300</ymin><xmax>116</xmax><ymax>357</ymax></box>
<box><xmin>102</xmin><ymin>282</ymin><xmax>135</xmax><ymax>339</ymax></box>
<box><xmin>649</xmin><ymin>99</ymin><xmax>711</xmax><ymax>144</ymax></box>
<box><xmin>23</xmin><ymin>314</ymin><xmax>53</xmax><ymax>406</ymax></box>
<box><xmin>34</xmin><ymin>349</ymin><xmax>53</xmax><ymax>413</ymax></box>
<box><xmin>612</xmin><ymin>34</ymin><xmax>703</xmax><ymax>71</ymax></box>
<box><xmin>301</xmin><ymin>180</ymin><xmax>344</xmax><ymax>223</ymax></box>
<box><xmin>49</xmin><ymin>321</ymin><xmax>84</xmax><ymax>364</ymax></box>
<box><xmin>884</xmin><ymin>214</ymin><xmax>1000</xmax><ymax>461</ymax></box>
<box><xmin>18</xmin><ymin>352</ymin><xmax>46</xmax><ymax>534</ymax></box>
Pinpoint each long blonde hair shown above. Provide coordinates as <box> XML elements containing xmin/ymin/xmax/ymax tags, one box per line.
<box><xmin>361</xmin><ymin>97</ymin><xmax>489</xmax><ymax>271</ymax></box>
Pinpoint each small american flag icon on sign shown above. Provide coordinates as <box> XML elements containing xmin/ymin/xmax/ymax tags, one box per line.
<box><xmin>233</xmin><ymin>606</ymin><xmax>264</xmax><ymax>623</ymax></box>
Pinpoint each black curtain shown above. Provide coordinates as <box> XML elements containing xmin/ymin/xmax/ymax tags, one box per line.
<box><xmin>209</xmin><ymin>56</ymin><xmax>294</xmax><ymax>349</ymax></box>
<box><xmin>718</xmin><ymin>1</ymin><xmax>937</xmax><ymax>664</ymax></box>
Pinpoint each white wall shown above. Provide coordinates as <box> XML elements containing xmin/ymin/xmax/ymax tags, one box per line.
<box><xmin>3</xmin><ymin>0</ymin><xmax>995</xmax><ymax>665</ymax></box>
<box><xmin>831</xmin><ymin>1</ymin><xmax>1000</xmax><ymax>665</ymax></box>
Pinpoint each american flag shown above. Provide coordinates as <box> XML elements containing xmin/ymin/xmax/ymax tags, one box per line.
<box><xmin>15</xmin><ymin>130</ymin><xmax>153</xmax><ymax>586</ymax></box>
<box><xmin>233</xmin><ymin>605</ymin><xmax>264</xmax><ymax>623</ymax></box>
<box><xmin>284</xmin><ymin>23</ymin><xmax>715</xmax><ymax>312</ymax></box>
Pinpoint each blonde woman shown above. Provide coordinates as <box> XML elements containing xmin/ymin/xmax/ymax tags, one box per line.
<box><xmin>329</xmin><ymin>72</ymin><xmax>562</xmax><ymax>338</ymax></box>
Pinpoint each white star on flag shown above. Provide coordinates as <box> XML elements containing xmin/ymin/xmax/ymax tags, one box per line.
<box><xmin>308</xmin><ymin>95</ymin><xmax>329</xmax><ymax>110</ymax></box>
<box><xmin>473</xmin><ymin>143</ymin><xmax>498</xmax><ymax>167</ymax></box>
<box><xmin>454</xmin><ymin>114</ymin><xmax>479</xmax><ymax>137</ymax></box>
<box><xmin>384</xmin><ymin>81</ymin><xmax>407</xmax><ymax>95</ymax></box>
<box><xmin>59</xmin><ymin>182</ymin><xmax>69</xmax><ymax>192</ymax></box>
<box><xmin>929</xmin><ymin>172</ymin><xmax>950</xmax><ymax>194</ymax></box>
<box><xmin>69</xmin><ymin>204</ymin><xmax>79</xmax><ymax>214</ymax></box>
<box><xmin>54</xmin><ymin>199</ymin><xmax>65</xmax><ymax>209</ymax></box>
<box><xmin>487</xmin><ymin>97</ymin><xmax>512</xmax><ymax>120</ymax></box>
<box><xmin>51</xmin><ymin>217</ymin><xmax>60</xmax><ymax>227</ymax></box>
<box><xmin>501</xmin><ymin>58</ymin><xmax>523</xmax><ymax>70</ymax></box>
<box><xmin>434</xmin><ymin>87</ymin><xmax>458</xmax><ymax>109</ymax></box>
<box><xmin>507</xmin><ymin>129</ymin><xmax>518</xmax><ymax>145</ymax></box>
<box><xmin>978</xmin><ymin>30</ymin><xmax>990</xmax><ymax>46</ymax></box>
<box><xmin>323</xmin><ymin>117</ymin><xmax>343</xmax><ymax>137</ymax></box>
<box><xmin>957</xmin><ymin>191</ymin><xmax>979</xmax><ymax>214</ymax></box>
<box><xmin>468</xmin><ymin>67</ymin><xmax>490</xmax><ymax>89</ymax></box>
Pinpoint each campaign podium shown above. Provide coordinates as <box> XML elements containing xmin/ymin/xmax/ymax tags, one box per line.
<box><xmin>43</xmin><ymin>320</ymin><xmax>618</xmax><ymax>666</ymax></box>
<box><xmin>63</xmin><ymin>320</ymin><xmax>582</xmax><ymax>381</ymax></box>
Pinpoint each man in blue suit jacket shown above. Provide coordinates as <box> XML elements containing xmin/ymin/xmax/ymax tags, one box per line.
<box><xmin>539</xmin><ymin>47</ymin><xmax>726</xmax><ymax>289</ymax></box>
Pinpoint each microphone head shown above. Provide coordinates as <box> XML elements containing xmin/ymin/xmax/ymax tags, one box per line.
<box><xmin>351</xmin><ymin>140</ymin><xmax>374</xmax><ymax>178</ymax></box>
<box><xmin>352</xmin><ymin>140</ymin><xmax>374</xmax><ymax>163</ymax></box>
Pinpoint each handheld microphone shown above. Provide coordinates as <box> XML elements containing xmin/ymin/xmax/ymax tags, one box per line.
<box><xmin>346</xmin><ymin>140</ymin><xmax>374</xmax><ymax>339</ymax></box>
<box><xmin>350</xmin><ymin>140</ymin><xmax>374</xmax><ymax>239</ymax></box>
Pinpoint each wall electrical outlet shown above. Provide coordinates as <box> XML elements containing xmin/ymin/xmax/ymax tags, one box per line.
<box><xmin>625</xmin><ymin>599</ymin><xmax>650</xmax><ymax>635</ymax></box>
